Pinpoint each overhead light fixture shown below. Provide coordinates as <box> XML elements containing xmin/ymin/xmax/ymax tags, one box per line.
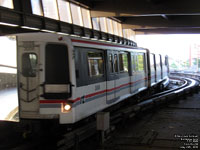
<box><xmin>0</xmin><ymin>22</ymin><xmax>18</xmax><ymax>27</ymax></box>
<box><xmin>41</xmin><ymin>29</ymin><xmax>56</xmax><ymax>33</ymax></box>
<box><xmin>57</xmin><ymin>32</ymin><xmax>69</xmax><ymax>36</ymax></box>
<box><xmin>70</xmin><ymin>34</ymin><xmax>80</xmax><ymax>37</ymax></box>
<box><xmin>91</xmin><ymin>38</ymin><xmax>98</xmax><ymax>41</ymax></box>
<box><xmin>21</xmin><ymin>26</ymin><xmax>40</xmax><ymax>30</ymax></box>
<box><xmin>81</xmin><ymin>36</ymin><xmax>90</xmax><ymax>39</ymax></box>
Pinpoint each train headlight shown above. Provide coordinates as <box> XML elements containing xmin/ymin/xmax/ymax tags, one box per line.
<box><xmin>62</xmin><ymin>103</ymin><xmax>72</xmax><ymax>112</ymax></box>
<box><xmin>64</xmin><ymin>104</ymin><xmax>71</xmax><ymax>111</ymax></box>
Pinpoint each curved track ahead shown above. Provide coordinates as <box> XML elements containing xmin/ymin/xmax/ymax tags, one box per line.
<box><xmin>102</xmin><ymin>74</ymin><xmax>200</xmax><ymax>150</ymax></box>
<box><xmin>57</xmin><ymin>75</ymin><xmax>200</xmax><ymax>150</ymax></box>
<box><xmin>1</xmin><ymin>74</ymin><xmax>199</xmax><ymax>150</ymax></box>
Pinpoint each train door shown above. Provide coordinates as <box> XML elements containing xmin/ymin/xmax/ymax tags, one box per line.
<box><xmin>18</xmin><ymin>41</ymin><xmax>40</xmax><ymax>113</ymax></box>
<box><xmin>106</xmin><ymin>51</ymin><xmax>119</xmax><ymax>104</ymax></box>
<box><xmin>43</xmin><ymin>43</ymin><xmax>70</xmax><ymax>99</ymax></box>
<box><xmin>156</xmin><ymin>54</ymin><xmax>162</xmax><ymax>82</ymax></box>
<box><xmin>130</xmin><ymin>52</ymin><xmax>137</xmax><ymax>93</ymax></box>
<box><xmin>150</xmin><ymin>53</ymin><xmax>156</xmax><ymax>85</ymax></box>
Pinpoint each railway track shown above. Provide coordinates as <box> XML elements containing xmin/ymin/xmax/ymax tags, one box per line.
<box><xmin>57</xmin><ymin>74</ymin><xmax>200</xmax><ymax>150</ymax></box>
<box><xmin>1</xmin><ymin>73</ymin><xmax>199</xmax><ymax>150</ymax></box>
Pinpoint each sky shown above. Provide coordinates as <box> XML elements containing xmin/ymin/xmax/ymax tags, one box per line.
<box><xmin>0</xmin><ymin>36</ymin><xmax>16</xmax><ymax>73</ymax></box>
<box><xmin>0</xmin><ymin>36</ymin><xmax>16</xmax><ymax>66</ymax></box>
<box><xmin>136</xmin><ymin>34</ymin><xmax>200</xmax><ymax>61</ymax></box>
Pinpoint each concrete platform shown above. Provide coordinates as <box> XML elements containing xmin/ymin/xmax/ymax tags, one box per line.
<box><xmin>0</xmin><ymin>88</ymin><xmax>18</xmax><ymax>120</ymax></box>
<box><xmin>105</xmin><ymin>93</ymin><xmax>200</xmax><ymax>150</ymax></box>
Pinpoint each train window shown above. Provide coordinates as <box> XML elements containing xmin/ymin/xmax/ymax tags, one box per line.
<box><xmin>135</xmin><ymin>55</ymin><xmax>138</xmax><ymax>71</ymax></box>
<box><xmin>119</xmin><ymin>54</ymin><xmax>123</xmax><ymax>71</ymax></box>
<box><xmin>119</xmin><ymin>53</ymin><xmax>128</xmax><ymax>72</ymax></box>
<box><xmin>22</xmin><ymin>53</ymin><xmax>37</xmax><ymax>77</ymax></box>
<box><xmin>150</xmin><ymin>54</ymin><xmax>155</xmax><ymax>67</ymax></box>
<box><xmin>161</xmin><ymin>55</ymin><xmax>165</xmax><ymax>66</ymax></box>
<box><xmin>123</xmin><ymin>53</ymin><xmax>129</xmax><ymax>72</ymax></box>
<box><xmin>75</xmin><ymin>49</ymin><xmax>80</xmax><ymax>79</ymax></box>
<box><xmin>45</xmin><ymin>44</ymin><xmax>69</xmax><ymax>84</ymax></box>
<box><xmin>159</xmin><ymin>55</ymin><xmax>162</xmax><ymax>66</ymax></box>
<box><xmin>114</xmin><ymin>54</ymin><xmax>118</xmax><ymax>72</ymax></box>
<box><xmin>88</xmin><ymin>52</ymin><xmax>104</xmax><ymax>77</ymax></box>
<box><xmin>165</xmin><ymin>56</ymin><xmax>168</xmax><ymax>66</ymax></box>
<box><xmin>109</xmin><ymin>54</ymin><xmax>114</xmax><ymax>73</ymax></box>
<box><xmin>138</xmin><ymin>53</ymin><xmax>145</xmax><ymax>71</ymax></box>
<box><xmin>156</xmin><ymin>55</ymin><xmax>161</xmax><ymax>67</ymax></box>
<box><xmin>131</xmin><ymin>55</ymin><xmax>135</xmax><ymax>72</ymax></box>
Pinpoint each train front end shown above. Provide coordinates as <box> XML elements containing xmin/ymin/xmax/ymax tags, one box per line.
<box><xmin>17</xmin><ymin>33</ymin><xmax>75</xmax><ymax>124</ymax></box>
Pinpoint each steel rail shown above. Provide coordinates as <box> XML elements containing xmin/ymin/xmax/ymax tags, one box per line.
<box><xmin>57</xmin><ymin>75</ymin><xmax>199</xmax><ymax>150</ymax></box>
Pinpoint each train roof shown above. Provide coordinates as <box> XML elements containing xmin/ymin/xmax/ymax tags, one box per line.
<box><xmin>16</xmin><ymin>32</ymin><xmax>149</xmax><ymax>51</ymax></box>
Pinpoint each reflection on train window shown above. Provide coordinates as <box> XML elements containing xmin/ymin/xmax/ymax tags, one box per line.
<box><xmin>22</xmin><ymin>53</ymin><xmax>37</xmax><ymax>77</ymax></box>
<box><xmin>161</xmin><ymin>56</ymin><xmax>164</xmax><ymax>66</ymax></box>
<box><xmin>159</xmin><ymin>55</ymin><xmax>162</xmax><ymax>66</ymax></box>
<box><xmin>88</xmin><ymin>52</ymin><xmax>104</xmax><ymax>77</ymax></box>
<box><xmin>132</xmin><ymin>54</ymin><xmax>137</xmax><ymax>72</ymax></box>
<box><xmin>156</xmin><ymin>55</ymin><xmax>161</xmax><ymax>66</ymax></box>
<box><xmin>114</xmin><ymin>54</ymin><xmax>118</xmax><ymax>72</ymax></box>
<box><xmin>165</xmin><ymin>56</ymin><xmax>168</xmax><ymax>66</ymax></box>
<box><xmin>119</xmin><ymin>53</ymin><xmax>128</xmax><ymax>72</ymax></box>
<box><xmin>109</xmin><ymin>54</ymin><xmax>114</xmax><ymax>73</ymax></box>
<box><xmin>119</xmin><ymin>54</ymin><xmax>123</xmax><ymax>72</ymax></box>
<box><xmin>150</xmin><ymin>54</ymin><xmax>155</xmax><ymax>67</ymax></box>
<box><xmin>123</xmin><ymin>53</ymin><xmax>128</xmax><ymax>72</ymax></box>
<box><xmin>138</xmin><ymin>53</ymin><xmax>144</xmax><ymax>71</ymax></box>
<box><xmin>135</xmin><ymin>55</ymin><xmax>138</xmax><ymax>71</ymax></box>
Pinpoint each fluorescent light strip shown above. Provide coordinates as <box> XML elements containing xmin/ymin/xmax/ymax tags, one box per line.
<box><xmin>21</xmin><ymin>26</ymin><xmax>40</xmax><ymax>30</ymax></box>
<box><xmin>0</xmin><ymin>22</ymin><xmax>18</xmax><ymax>27</ymax></box>
<box><xmin>57</xmin><ymin>32</ymin><xmax>69</xmax><ymax>36</ymax></box>
<box><xmin>41</xmin><ymin>29</ymin><xmax>56</xmax><ymax>33</ymax></box>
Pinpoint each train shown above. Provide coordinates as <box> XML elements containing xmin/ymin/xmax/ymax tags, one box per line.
<box><xmin>17</xmin><ymin>32</ymin><xmax>169</xmax><ymax>124</ymax></box>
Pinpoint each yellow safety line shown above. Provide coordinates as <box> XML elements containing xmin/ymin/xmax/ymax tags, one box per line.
<box><xmin>5</xmin><ymin>106</ymin><xmax>18</xmax><ymax>121</ymax></box>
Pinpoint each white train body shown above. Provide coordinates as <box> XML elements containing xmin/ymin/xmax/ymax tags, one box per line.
<box><xmin>17</xmin><ymin>33</ymin><xmax>169</xmax><ymax>124</ymax></box>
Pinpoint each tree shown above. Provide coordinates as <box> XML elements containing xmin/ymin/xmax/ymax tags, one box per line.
<box><xmin>170</xmin><ymin>62</ymin><xmax>178</xmax><ymax>69</ymax></box>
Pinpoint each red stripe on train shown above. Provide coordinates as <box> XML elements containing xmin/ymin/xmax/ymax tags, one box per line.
<box><xmin>40</xmin><ymin>77</ymin><xmax>147</xmax><ymax>104</ymax></box>
<box><xmin>71</xmin><ymin>39</ymin><xmax>132</xmax><ymax>49</ymax></box>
